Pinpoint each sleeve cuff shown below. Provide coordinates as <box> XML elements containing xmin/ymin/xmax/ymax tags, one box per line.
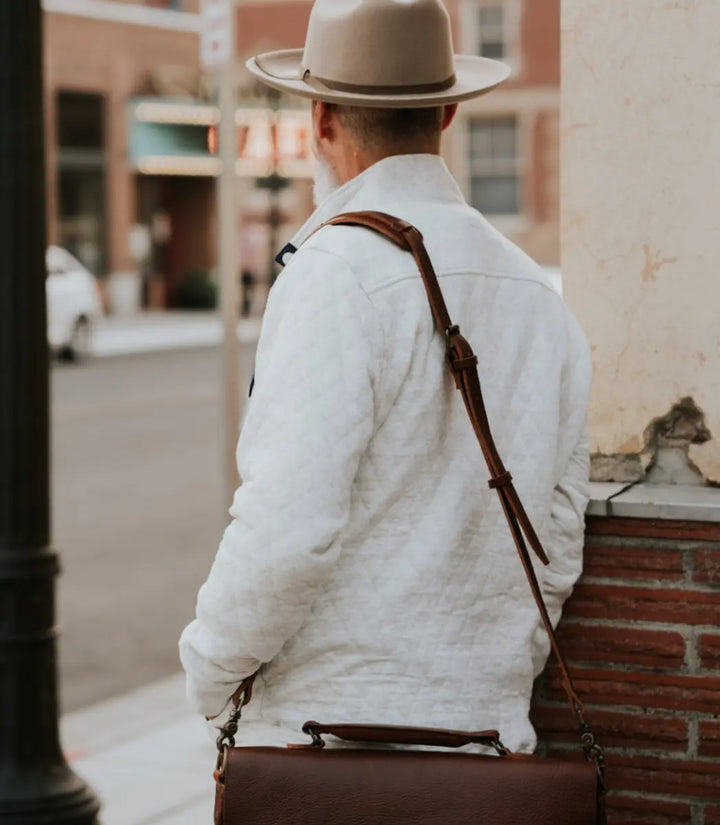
<box><xmin>185</xmin><ymin>675</ymin><xmax>238</xmax><ymax>720</ymax></box>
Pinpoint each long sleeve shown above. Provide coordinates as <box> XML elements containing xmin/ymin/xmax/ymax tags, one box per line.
<box><xmin>531</xmin><ymin>316</ymin><xmax>592</xmax><ymax>679</ymax></box>
<box><xmin>179</xmin><ymin>247</ymin><xmax>379</xmax><ymax>718</ymax></box>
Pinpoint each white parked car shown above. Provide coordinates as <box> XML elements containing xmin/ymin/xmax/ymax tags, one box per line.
<box><xmin>46</xmin><ymin>246</ymin><xmax>103</xmax><ymax>360</ymax></box>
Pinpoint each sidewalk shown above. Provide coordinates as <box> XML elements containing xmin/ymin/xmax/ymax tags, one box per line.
<box><xmin>62</xmin><ymin>674</ymin><xmax>217</xmax><ymax>825</ymax></box>
<box><xmin>60</xmin><ymin>312</ymin><xmax>260</xmax><ymax>823</ymax></box>
<box><xmin>91</xmin><ymin>312</ymin><xmax>261</xmax><ymax>358</ymax></box>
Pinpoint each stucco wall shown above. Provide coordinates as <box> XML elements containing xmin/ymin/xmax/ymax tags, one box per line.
<box><xmin>561</xmin><ymin>0</ymin><xmax>720</xmax><ymax>481</ymax></box>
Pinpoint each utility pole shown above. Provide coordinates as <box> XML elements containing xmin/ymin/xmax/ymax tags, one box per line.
<box><xmin>256</xmin><ymin>88</ymin><xmax>289</xmax><ymax>288</ymax></box>
<box><xmin>201</xmin><ymin>0</ymin><xmax>242</xmax><ymax>509</ymax></box>
<box><xmin>0</xmin><ymin>3</ymin><xmax>101</xmax><ymax>823</ymax></box>
<box><xmin>218</xmin><ymin>39</ymin><xmax>242</xmax><ymax>507</ymax></box>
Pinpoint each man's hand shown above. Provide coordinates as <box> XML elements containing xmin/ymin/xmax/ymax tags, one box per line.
<box><xmin>206</xmin><ymin>676</ymin><xmax>257</xmax><ymax>722</ymax></box>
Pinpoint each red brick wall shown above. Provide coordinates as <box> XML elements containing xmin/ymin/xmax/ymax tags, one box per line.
<box><xmin>532</xmin><ymin>516</ymin><xmax>720</xmax><ymax>824</ymax></box>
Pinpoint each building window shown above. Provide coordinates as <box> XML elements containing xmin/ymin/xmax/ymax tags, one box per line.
<box><xmin>477</xmin><ymin>5</ymin><xmax>506</xmax><ymax>59</ymax></box>
<box><xmin>56</xmin><ymin>91</ymin><xmax>107</xmax><ymax>275</ymax></box>
<box><xmin>146</xmin><ymin>0</ymin><xmax>184</xmax><ymax>9</ymax></box>
<box><xmin>460</xmin><ymin>1</ymin><xmax>522</xmax><ymax>71</ymax></box>
<box><xmin>57</xmin><ymin>91</ymin><xmax>104</xmax><ymax>151</ymax></box>
<box><xmin>468</xmin><ymin>116</ymin><xmax>521</xmax><ymax>216</ymax></box>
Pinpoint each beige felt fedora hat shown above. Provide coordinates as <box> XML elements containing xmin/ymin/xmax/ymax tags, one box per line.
<box><xmin>246</xmin><ymin>0</ymin><xmax>511</xmax><ymax>108</ymax></box>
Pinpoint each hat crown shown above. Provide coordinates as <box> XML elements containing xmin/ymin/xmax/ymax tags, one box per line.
<box><xmin>302</xmin><ymin>0</ymin><xmax>455</xmax><ymax>90</ymax></box>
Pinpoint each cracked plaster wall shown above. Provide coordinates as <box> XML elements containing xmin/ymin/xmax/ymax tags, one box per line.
<box><xmin>561</xmin><ymin>0</ymin><xmax>720</xmax><ymax>481</ymax></box>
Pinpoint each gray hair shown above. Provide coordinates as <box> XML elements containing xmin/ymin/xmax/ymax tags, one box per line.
<box><xmin>331</xmin><ymin>105</ymin><xmax>444</xmax><ymax>156</ymax></box>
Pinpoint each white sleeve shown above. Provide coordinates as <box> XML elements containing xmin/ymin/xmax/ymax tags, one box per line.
<box><xmin>179</xmin><ymin>248</ymin><xmax>379</xmax><ymax>718</ymax></box>
<box><xmin>531</xmin><ymin>317</ymin><xmax>592</xmax><ymax>679</ymax></box>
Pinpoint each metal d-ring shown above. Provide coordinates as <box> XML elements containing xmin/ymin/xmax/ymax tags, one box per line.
<box><xmin>445</xmin><ymin>324</ymin><xmax>460</xmax><ymax>341</ymax></box>
<box><xmin>490</xmin><ymin>735</ymin><xmax>511</xmax><ymax>757</ymax></box>
<box><xmin>215</xmin><ymin>688</ymin><xmax>250</xmax><ymax>759</ymax></box>
<box><xmin>301</xmin><ymin>722</ymin><xmax>327</xmax><ymax>749</ymax></box>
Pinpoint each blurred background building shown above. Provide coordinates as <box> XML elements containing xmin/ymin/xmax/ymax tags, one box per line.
<box><xmin>45</xmin><ymin>0</ymin><xmax>207</xmax><ymax>312</ymax></box>
<box><xmin>42</xmin><ymin>0</ymin><xmax>559</xmax><ymax>315</ymax></box>
<box><xmin>450</xmin><ymin>0</ymin><xmax>560</xmax><ymax>264</ymax></box>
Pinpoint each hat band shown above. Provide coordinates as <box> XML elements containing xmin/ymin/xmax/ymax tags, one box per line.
<box><xmin>302</xmin><ymin>69</ymin><xmax>457</xmax><ymax>96</ymax></box>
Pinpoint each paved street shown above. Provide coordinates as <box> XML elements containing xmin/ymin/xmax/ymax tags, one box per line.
<box><xmin>51</xmin><ymin>345</ymin><xmax>255</xmax><ymax>713</ymax></box>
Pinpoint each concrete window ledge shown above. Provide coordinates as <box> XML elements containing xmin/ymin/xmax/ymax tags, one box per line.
<box><xmin>588</xmin><ymin>481</ymin><xmax>720</xmax><ymax>522</ymax></box>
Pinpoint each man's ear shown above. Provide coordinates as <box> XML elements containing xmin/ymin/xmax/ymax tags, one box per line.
<box><xmin>312</xmin><ymin>100</ymin><xmax>336</xmax><ymax>148</ymax></box>
<box><xmin>441</xmin><ymin>104</ymin><xmax>459</xmax><ymax>131</ymax></box>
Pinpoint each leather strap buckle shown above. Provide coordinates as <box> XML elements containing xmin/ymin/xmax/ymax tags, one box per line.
<box><xmin>488</xmin><ymin>471</ymin><xmax>513</xmax><ymax>490</ymax></box>
<box><xmin>450</xmin><ymin>354</ymin><xmax>478</xmax><ymax>373</ymax></box>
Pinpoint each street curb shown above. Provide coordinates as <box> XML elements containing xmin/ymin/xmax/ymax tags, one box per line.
<box><xmin>89</xmin><ymin>315</ymin><xmax>261</xmax><ymax>359</ymax></box>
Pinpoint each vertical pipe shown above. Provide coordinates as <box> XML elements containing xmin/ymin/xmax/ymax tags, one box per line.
<box><xmin>218</xmin><ymin>7</ymin><xmax>242</xmax><ymax>509</ymax></box>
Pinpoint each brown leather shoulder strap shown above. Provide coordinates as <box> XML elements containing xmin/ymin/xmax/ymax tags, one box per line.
<box><xmin>318</xmin><ymin>211</ymin><xmax>600</xmax><ymax>764</ymax></box>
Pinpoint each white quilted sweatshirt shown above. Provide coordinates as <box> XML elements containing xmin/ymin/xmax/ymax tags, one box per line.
<box><xmin>179</xmin><ymin>154</ymin><xmax>591</xmax><ymax>753</ymax></box>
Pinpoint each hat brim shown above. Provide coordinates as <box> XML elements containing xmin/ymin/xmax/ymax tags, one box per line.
<box><xmin>246</xmin><ymin>50</ymin><xmax>511</xmax><ymax>108</ymax></box>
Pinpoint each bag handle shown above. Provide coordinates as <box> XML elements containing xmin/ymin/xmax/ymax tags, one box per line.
<box><xmin>319</xmin><ymin>211</ymin><xmax>603</xmax><ymax>773</ymax></box>
<box><xmin>301</xmin><ymin>721</ymin><xmax>509</xmax><ymax>755</ymax></box>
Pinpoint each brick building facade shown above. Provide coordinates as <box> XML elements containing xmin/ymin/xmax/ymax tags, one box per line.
<box><xmin>236</xmin><ymin>0</ymin><xmax>562</xmax><ymax>265</ymax></box>
<box><xmin>449</xmin><ymin>0</ymin><xmax>560</xmax><ymax>263</ymax></box>
<box><xmin>42</xmin><ymin>0</ymin><xmax>561</xmax><ymax>313</ymax></box>
<box><xmin>44</xmin><ymin>0</ymin><xmax>215</xmax><ymax>307</ymax></box>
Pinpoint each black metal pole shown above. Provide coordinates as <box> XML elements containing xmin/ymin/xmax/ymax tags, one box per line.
<box><xmin>0</xmin><ymin>3</ymin><xmax>101</xmax><ymax>823</ymax></box>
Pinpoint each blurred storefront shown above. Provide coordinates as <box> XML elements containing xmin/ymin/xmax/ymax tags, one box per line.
<box><xmin>42</xmin><ymin>0</ymin><xmax>560</xmax><ymax>314</ymax></box>
<box><xmin>43</xmin><ymin>0</ymin><xmax>313</xmax><ymax>313</ymax></box>
<box><xmin>44</xmin><ymin>0</ymin><xmax>208</xmax><ymax>310</ymax></box>
<box><xmin>128</xmin><ymin>96</ymin><xmax>313</xmax><ymax>311</ymax></box>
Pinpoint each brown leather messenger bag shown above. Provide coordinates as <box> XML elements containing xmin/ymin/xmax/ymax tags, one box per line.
<box><xmin>213</xmin><ymin>211</ymin><xmax>607</xmax><ymax>825</ymax></box>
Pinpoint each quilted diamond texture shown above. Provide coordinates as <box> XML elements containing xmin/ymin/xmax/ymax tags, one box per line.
<box><xmin>179</xmin><ymin>156</ymin><xmax>592</xmax><ymax>753</ymax></box>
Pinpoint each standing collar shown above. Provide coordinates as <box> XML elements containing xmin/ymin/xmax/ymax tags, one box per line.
<box><xmin>276</xmin><ymin>154</ymin><xmax>465</xmax><ymax>266</ymax></box>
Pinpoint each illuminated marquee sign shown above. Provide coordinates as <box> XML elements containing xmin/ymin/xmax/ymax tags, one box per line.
<box><xmin>131</xmin><ymin>98</ymin><xmax>313</xmax><ymax>178</ymax></box>
<box><xmin>208</xmin><ymin>111</ymin><xmax>312</xmax><ymax>178</ymax></box>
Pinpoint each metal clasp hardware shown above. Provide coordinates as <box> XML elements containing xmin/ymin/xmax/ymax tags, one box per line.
<box><xmin>574</xmin><ymin>705</ymin><xmax>606</xmax><ymax>791</ymax></box>
<box><xmin>308</xmin><ymin>729</ymin><xmax>326</xmax><ymax>749</ymax></box>
<box><xmin>581</xmin><ymin>725</ymin><xmax>606</xmax><ymax>776</ymax></box>
<box><xmin>215</xmin><ymin>685</ymin><xmax>252</xmax><ymax>769</ymax></box>
<box><xmin>490</xmin><ymin>736</ymin><xmax>511</xmax><ymax>757</ymax></box>
<box><xmin>300</xmin><ymin>723</ymin><xmax>327</xmax><ymax>748</ymax></box>
<box><xmin>445</xmin><ymin>324</ymin><xmax>460</xmax><ymax>342</ymax></box>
